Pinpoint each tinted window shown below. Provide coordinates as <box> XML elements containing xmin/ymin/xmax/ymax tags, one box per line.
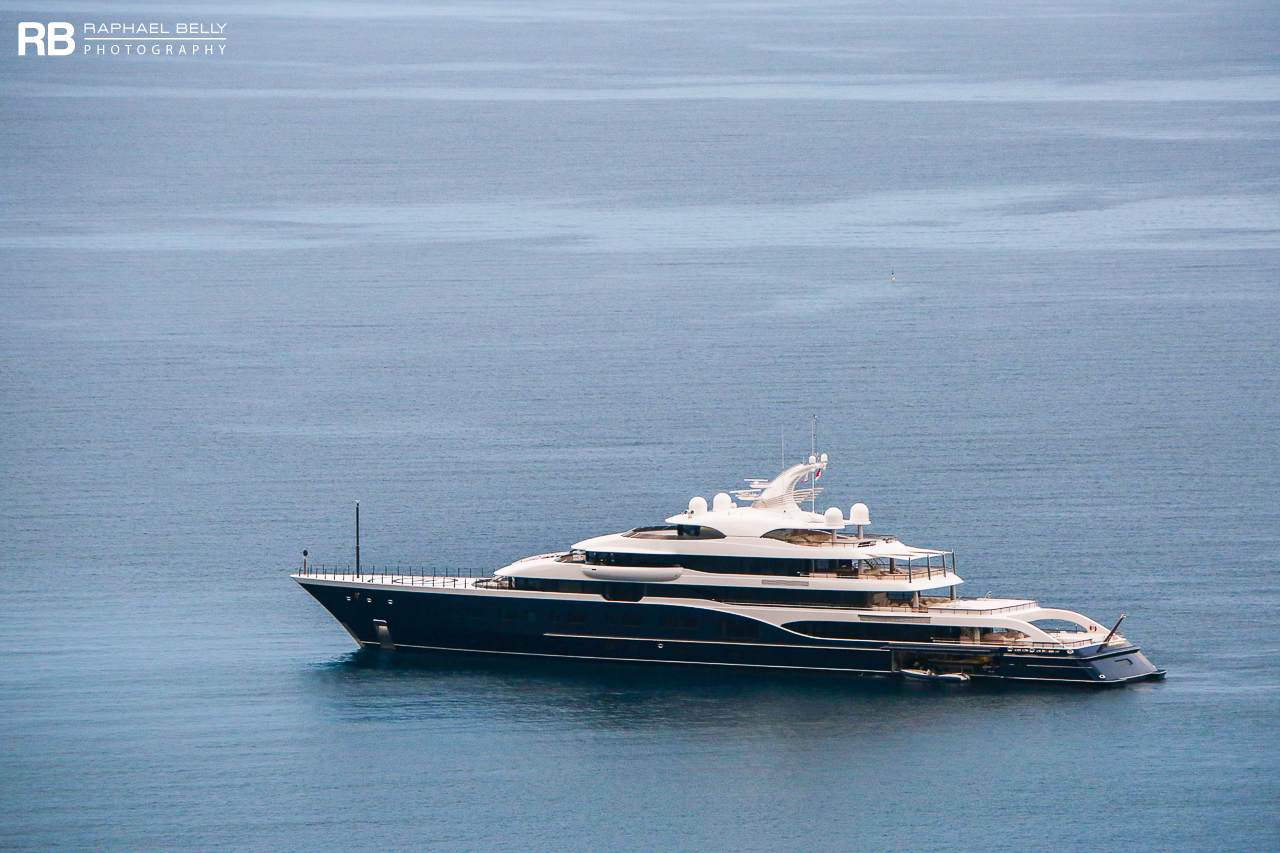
<box><xmin>721</xmin><ymin>619</ymin><xmax>761</xmax><ymax>640</ymax></box>
<box><xmin>602</xmin><ymin>583</ymin><xmax>644</xmax><ymax>602</ymax></box>
<box><xmin>783</xmin><ymin>620</ymin><xmax>957</xmax><ymax>643</ymax></box>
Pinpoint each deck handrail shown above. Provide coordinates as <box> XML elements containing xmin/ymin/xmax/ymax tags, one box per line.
<box><xmin>930</xmin><ymin>601</ymin><xmax>1038</xmax><ymax>615</ymax></box>
<box><xmin>293</xmin><ymin>564</ymin><xmax>491</xmax><ymax>582</ymax></box>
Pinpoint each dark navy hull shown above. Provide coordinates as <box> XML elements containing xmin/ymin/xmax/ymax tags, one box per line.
<box><xmin>298</xmin><ymin>580</ymin><xmax>1165</xmax><ymax>686</ymax></box>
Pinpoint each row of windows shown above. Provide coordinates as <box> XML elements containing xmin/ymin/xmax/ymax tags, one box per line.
<box><xmin>784</xmin><ymin>621</ymin><xmax>961</xmax><ymax>643</ymax></box>
<box><xmin>624</xmin><ymin>526</ymin><xmax>865</xmax><ymax>545</ymax></box>
<box><xmin>583</xmin><ymin>551</ymin><xmax>864</xmax><ymax>576</ymax></box>
<box><xmin>511</xmin><ymin>577</ymin><xmax>936</xmax><ymax>609</ymax></box>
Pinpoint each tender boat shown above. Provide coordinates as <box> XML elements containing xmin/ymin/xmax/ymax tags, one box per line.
<box><xmin>901</xmin><ymin>668</ymin><xmax>971</xmax><ymax>683</ymax></box>
<box><xmin>293</xmin><ymin>454</ymin><xmax>1166</xmax><ymax>685</ymax></box>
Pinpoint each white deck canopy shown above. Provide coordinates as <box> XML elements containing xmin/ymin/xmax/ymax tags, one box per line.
<box><xmin>850</xmin><ymin>543</ymin><xmax>948</xmax><ymax>561</ymax></box>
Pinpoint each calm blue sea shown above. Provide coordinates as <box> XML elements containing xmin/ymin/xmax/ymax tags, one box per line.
<box><xmin>2</xmin><ymin>1</ymin><xmax>1278</xmax><ymax>850</ymax></box>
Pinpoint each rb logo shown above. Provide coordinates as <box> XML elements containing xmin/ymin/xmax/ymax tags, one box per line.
<box><xmin>18</xmin><ymin>22</ymin><xmax>75</xmax><ymax>55</ymax></box>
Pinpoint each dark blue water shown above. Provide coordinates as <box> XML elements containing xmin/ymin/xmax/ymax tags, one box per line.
<box><xmin>3</xmin><ymin>1</ymin><xmax>1278</xmax><ymax>850</ymax></box>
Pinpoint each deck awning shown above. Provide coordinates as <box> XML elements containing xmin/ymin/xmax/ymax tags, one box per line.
<box><xmin>852</xmin><ymin>543</ymin><xmax>949</xmax><ymax>561</ymax></box>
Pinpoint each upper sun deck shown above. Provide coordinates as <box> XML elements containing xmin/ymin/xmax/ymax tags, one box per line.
<box><xmin>572</xmin><ymin>454</ymin><xmax>952</xmax><ymax>571</ymax></box>
<box><xmin>603</xmin><ymin>526</ymin><xmax>948</xmax><ymax>560</ymax></box>
<box><xmin>657</xmin><ymin>455</ymin><xmax>862</xmax><ymax>540</ymax></box>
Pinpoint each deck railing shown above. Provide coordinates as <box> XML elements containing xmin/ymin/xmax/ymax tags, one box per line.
<box><xmin>965</xmin><ymin>635</ymin><xmax>1110</xmax><ymax>651</ymax></box>
<box><xmin>932</xmin><ymin>601</ymin><xmax>1038</xmax><ymax>616</ymax></box>
<box><xmin>294</xmin><ymin>564</ymin><xmax>491</xmax><ymax>582</ymax></box>
<box><xmin>806</xmin><ymin>562</ymin><xmax>953</xmax><ymax>582</ymax></box>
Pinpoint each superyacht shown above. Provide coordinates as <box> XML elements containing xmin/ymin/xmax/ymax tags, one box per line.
<box><xmin>294</xmin><ymin>455</ymin><xmax>1165</xmax><ymax>685</ymax></box>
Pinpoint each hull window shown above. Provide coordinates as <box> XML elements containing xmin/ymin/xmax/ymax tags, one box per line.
<box><xmin>721</xmin><ymin>619</ymin><xmax>762</xmax><ymax>641</ymax></box>
<box><xmin>602</xmin><ymin>583</ymin><xmax>644</xmax><ymax>602</ymax></box>
<box><xmin>785</xmin><ymin>621</ymin><xmax>962</xmax><ymax>643</ymax></box>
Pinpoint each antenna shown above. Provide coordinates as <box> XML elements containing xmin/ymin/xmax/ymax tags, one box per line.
<box><xmin>811</xmin><ymin>415</ymin><xmax>817</xmax><ymax>512</ymax></box>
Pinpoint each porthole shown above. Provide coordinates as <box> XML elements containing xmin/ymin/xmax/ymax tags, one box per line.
<box><xmin>387</xmin><ymin>600</ymin><xmax>393</xmax><ymax>605</ymax></box>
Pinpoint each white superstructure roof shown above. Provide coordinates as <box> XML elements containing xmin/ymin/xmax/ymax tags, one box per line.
<box><xmin>664</xmin><ymin>459</ymin><xmax>835</xmax><ymax>538</ymax></box>
<box><xmin>569</xmin><ymin>454</ymin><xmax>951</xmax><ymax>565</ymax></box>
